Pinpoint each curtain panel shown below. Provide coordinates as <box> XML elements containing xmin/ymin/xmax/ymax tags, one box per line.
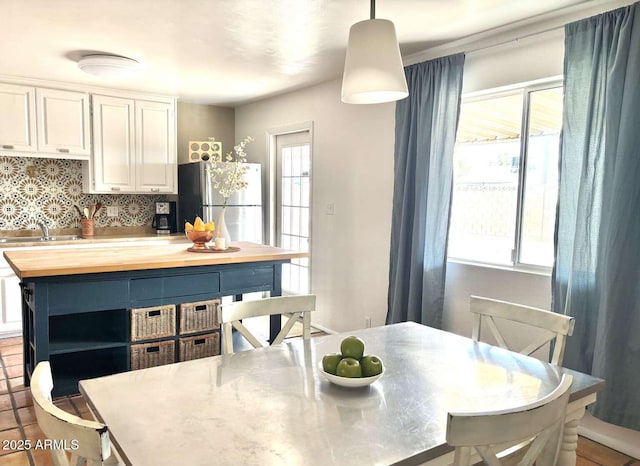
<box><xmin>553</xmin><ymin>2</ymin><xmax>640</xmax><ymax>429</ymax></box>
<box><xmin>386</xmin><ymin>54</ymin><xmax>465</xmax><ymax>328</ymax></box>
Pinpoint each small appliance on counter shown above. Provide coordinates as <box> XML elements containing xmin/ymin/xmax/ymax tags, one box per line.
<box><xmin>152</xmin><ymin>201</ymin><xmax>177</xmax><ymax>234</ymax></box>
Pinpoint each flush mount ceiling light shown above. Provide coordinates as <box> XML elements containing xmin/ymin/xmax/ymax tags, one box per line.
<box><xmin>77</xmin><ymin>54</ymin><xmax>141</xmax><ymax>79</ymax></box>
<box><xmin>341</xmin><ymin>0</ymin><xmax>408</xmax><ymax>104</ymax></box>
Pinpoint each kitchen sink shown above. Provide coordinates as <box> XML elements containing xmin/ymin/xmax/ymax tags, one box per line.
<box><xmin>0</xmin><ymin>235</ymin><xmax>82</xmax><ymax>243</ymax></box>
<box><xmin>44</xmin><ymin>235</ymin><xmax>82</xmax><ymax>241</ymax></box>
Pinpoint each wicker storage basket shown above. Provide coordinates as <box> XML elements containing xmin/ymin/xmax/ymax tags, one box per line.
<box><xmin>130</xmin><ymin>340</ymin><xmax>176</xmax><ymax>370</ymax></box>
<box><xmin>179</xmin><ymin>333</ymin><xmax>220</xmax><ymax>362</ymax></box>
<box><xmin>179</xmin><ymin>299</ymin><xmax>220</xmax><ymax>335</ymax></box>
<box><xmin>130</xmin><ymin>304</ymin><xmax>176</xmax><ymax>342</ymax></box>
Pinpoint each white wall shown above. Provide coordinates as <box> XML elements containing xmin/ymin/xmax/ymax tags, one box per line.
<box><xmin>235</xmin><ymin>79</ymin><xmax>395</xmax><ymax>333</ymax></box>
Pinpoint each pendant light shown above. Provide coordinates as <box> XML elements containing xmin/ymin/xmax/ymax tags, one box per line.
<box><xmin>341</xmin><ymin>0</ymin><xmax>408</xmax><ymax>104</ymax></box>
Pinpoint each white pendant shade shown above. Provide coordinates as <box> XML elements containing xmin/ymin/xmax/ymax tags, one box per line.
<box><xmin>341</xmin><ymin>19</ymin><xmax>408</xmax><ymax>104</ymax></box>
<box><xmin>78</xmin><ymin>54</ymin><xmax>141</xmax><ymax>79</ymax></box>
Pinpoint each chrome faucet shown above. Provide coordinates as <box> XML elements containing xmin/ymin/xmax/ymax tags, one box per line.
<box><xmin>37</xmin><ymin>220</ymin><xmax>50</xmax><ymax>240</ymax></box>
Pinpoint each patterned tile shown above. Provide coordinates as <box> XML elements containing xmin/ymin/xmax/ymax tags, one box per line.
<box><xmin>0</xmin><ymin>156</ymin><xmax>166</xmax><ymax>230</ymax></box>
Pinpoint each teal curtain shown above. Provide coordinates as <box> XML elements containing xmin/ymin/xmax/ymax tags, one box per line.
<box><xmin>387</xmin><ymin>54</ymin><xmax>465</xmax><ymax>327</ymax></box>
<box><xmin>553</xmin><ymin>2</ymin><xmax>640</xmax><ymax>429</ymax></box>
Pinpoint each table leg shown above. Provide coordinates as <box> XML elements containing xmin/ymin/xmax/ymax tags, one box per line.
<box><xmin>557</xmin><ymin>417</ymin><xmax>580</xmax><ymax>466</ymax></box>
<box><xmin>269</xmin><ymin>264</ymin><xmax>283</xmax><ymax>343</ymax></box>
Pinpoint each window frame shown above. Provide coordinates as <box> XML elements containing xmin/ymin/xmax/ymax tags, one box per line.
<box><xmin>448</xmin><ymin>79</ymin><xmax>563</xmax><ymax>274</ymax></box>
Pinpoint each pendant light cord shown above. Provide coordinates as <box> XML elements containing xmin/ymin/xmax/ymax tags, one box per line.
<box><xmin>370</xmin><ymin>0</ymin><xmax>375</xmax><ymax>19</ymax></box>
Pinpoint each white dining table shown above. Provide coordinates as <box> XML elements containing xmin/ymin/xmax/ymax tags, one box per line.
<box><xmin>79</xmin><ymin>322</ymin><xmax>603</xmax><ymax>466</ymax></box>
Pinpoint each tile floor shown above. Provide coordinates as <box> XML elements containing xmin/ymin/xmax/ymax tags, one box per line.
<box><xmin>0</xmin><ymin>333</ymin><xmax>638</xmax><ymax>466</ymax></box>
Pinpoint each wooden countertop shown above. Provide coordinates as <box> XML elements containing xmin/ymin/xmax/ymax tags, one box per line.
<box><xmin>4</xmin><ymin>241</ymin><xmax>307</xmax><ymax>279</ymax></box>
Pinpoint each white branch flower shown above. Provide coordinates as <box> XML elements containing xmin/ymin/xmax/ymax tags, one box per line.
<box><xmin>206</xmin><ymin>136</ymin><xmax>254</xmax><ymax>208</ymax></box>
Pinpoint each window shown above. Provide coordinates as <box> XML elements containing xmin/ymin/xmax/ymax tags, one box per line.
<box><xmin>448</xmin><ymin>83</ymin><xmax>562</xmax><ymax>268</ymax></box>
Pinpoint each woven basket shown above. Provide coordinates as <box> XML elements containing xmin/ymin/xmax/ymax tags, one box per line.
<box><xmin>179</xmin><ymin>299</ymin><xmax>220</xmax><ymax>335</ymax></box>
<box><xmin>130</xmin><ymin>340</ymin><xmax>176</xmax><ymax>370</ymax></box>
<box><xmin>130</xmin><ymin>304</ymin><xmax>176</xmax><ymax>342</ymax></box>
<box><xmin>179</xmin><ymin>333</ymin><xmax>220</xmax><ymax>362</ymax></box>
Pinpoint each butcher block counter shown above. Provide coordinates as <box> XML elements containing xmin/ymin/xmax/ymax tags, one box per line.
<box><xmin>4</xmin><ymin>241</ymin><xmax>307</xmax><ymax>279</ymax></box>
<box><xmin>6</xmin><ymin>241</ymin><xmax>306</xmax><ymax>395</ymax></box>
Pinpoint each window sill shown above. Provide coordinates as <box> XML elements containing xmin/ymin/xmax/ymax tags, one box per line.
<box><xmin>446</xmin><ymin>258</ymin><xmax>552</xmax><ymax>277</ymax></box>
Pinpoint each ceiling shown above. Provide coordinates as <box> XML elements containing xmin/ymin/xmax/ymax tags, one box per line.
<box><xmin>2</xmin><ymin>0</ymin><xmax>599</xmax><ymax>106</ymax></box>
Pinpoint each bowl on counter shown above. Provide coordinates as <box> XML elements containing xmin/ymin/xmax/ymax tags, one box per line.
<box><xmin>185</xmin><ymin>230</ymin><xmax>214</xmax><ymax>250</ymax></box>
<box><xmin>317</xmin><ymin>362</ymin><xmax>384</xmax><ymax>388</ymax></box>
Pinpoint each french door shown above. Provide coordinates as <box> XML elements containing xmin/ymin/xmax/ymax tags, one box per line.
<box><xmin>275</xmin><ymin>131</ymin><xmax>311</xmax><ymax>295</ymax></box>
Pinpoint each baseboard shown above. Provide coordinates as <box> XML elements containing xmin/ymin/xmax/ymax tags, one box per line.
<box><xmin>310</xmin><ymin>322</ymin><xmax>337</xmax><ymax>335</ymax></box>
<box><xmin>579</xmin><ymin>412</ymin><xmax>640</xmax><ymax>459</ymax></box>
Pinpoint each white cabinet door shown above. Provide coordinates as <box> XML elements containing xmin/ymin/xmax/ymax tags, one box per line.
<box><xmin>135</xmin><ymin>100</ymin><xmax>176</xmax><ymax>193</ymax></box>
<box><xmin>0</xmin><ymin>270</ymin><xmax>21</xmax><ymax>337</ymax></box>
<box><xmin>0</xmin><ymin>83</ymin><xmax>37</xmax><ymax>153</ymax></box>
<box><xmin>37</xmin><ymin>88</ymin><xmax>91</xmax><ymax>157</ymax></box>
<box><xmin>91</xmin><ymin>95</ymin><xmax>136</xmax><ymax>193</ymax></box>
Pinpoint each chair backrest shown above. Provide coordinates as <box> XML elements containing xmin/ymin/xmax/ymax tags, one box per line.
<box><xmin>31</xmin><ymin>361</ymin><xmax>115</xmax><ymax>466</ymax></box>
<box><xmin>447</xmin><ymin>374</ymin><xmax>573</xmax><ymax>466</ymax></box>
<box><xmin>470</xmin><ymin>296</ymin><xmax>575</xmax><ymax>365</ymax></box>
<box><xmin>220</xmin><ymin>295</ymin><xmax>316</xmax><ymax>354</ymax></box>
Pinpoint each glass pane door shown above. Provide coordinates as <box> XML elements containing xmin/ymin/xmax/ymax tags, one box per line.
<box><xmin>276</xmin><ymin>131</ymin><xmax>311</xmax><ymax>295</ymax></box>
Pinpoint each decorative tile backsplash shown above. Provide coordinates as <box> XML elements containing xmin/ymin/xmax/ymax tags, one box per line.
<box><xmin>0</xmin><ymin>156</ymin><xmax>165</xmax><ymax>231</ymax></box>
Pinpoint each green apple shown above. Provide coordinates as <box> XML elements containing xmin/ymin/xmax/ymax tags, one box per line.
<box><xmin>340</xmin><ymin>336</ymin><xmax>365</xmax><ymax>360</ymax></box>
<box><xmin>336</xmin><ymin>357</ymin><xmax>362</xmax><ymax>378</ymax></box>
<box><xmin>361</xmin><ymin>355</ymin><xmax>383</xmax><ymax>377</ymax></box>
<box><xmin>322</xmin><ymin>353</ymin><xmax>343</xmax><ymax>375</ymax></box>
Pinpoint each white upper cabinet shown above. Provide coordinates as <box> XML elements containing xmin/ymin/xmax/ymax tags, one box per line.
<box><xmin>0</xmin><ymin>79</ymin><xmax>176</xmax><ymax>193</ymax></box>
<box><xmin>85</xmin><ymin>94</ymin><xmax>176</xmax><ymax>194</ymax></box>
<box><xmin>0</xmin><ymin>83</ymin><xmax>90</xmax><ymax>159</ymax></box>
<box><xmin>135</xmin><ymin>100</ymin><xmax>176</xmax><ymax>193</ymax></box>
<box><xmin>91</xmin><ymin>95</ymin><xmax>136</xmax><ymax>193</ymax></box>
<box><xmin>0</xmin><ymin>83</ymin><xmax>37</xmax><ymax>153</ymax></box>
<box><xmin>36</xmin><ymin>88</ymin><xmax>91</xmax><ymax>157</ymax></box>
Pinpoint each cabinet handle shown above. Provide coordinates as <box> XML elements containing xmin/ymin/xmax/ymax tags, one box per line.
<box><xmin>1</xmin><ymin>145</ymin><xmax>14</xmax><ymax>149</ymax></box>
<box><xmin>56</xmin><ymin>148</ymin><xmax>70</xmax><ymax>153</ymax></box>
<box><xmin>110</xmin><ymin>187</ymin><xmax>121</xmax><ymax>191</ymax></box>
<box><xmin>151</xmin><ymin>188</ymin><xmax>160</xmax><ymax>193</ymax></box>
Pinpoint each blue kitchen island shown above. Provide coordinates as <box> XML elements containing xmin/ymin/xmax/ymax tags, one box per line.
<box><xmin>3</xmin><ymin>241</ymin><xmax>305</xmax><ymax>395</ymax></box>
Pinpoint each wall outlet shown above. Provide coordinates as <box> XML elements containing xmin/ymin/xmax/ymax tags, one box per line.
<box><xmin>365</xmin><ymin>317</ymin><xmax>372</xmax><ymax>328</ymax></box>
<box><xmin>106</xmin><ymin>206</ymin><xmax>119</xmax><ymax>217</ymax></box>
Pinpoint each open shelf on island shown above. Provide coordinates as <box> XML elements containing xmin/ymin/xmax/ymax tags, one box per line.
<box><xmin>49</xmin><ymin>309</ymin><xmax>129</xmax><ymax>355</ymax></box>
<box><xmin>50</xmin><ymin>346</ymin><xmax>129</xmax><ymax>396</ymax></box>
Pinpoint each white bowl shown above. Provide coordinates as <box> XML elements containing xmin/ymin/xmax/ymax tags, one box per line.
<box><xmin>317</xmin><ymin>361</ymin><xmax>384</xmax><ymax>388</ymax></box>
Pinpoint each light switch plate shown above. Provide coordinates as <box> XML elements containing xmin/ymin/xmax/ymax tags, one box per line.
<box><xmin>325</xmin><ymin>203</ymin><xmax>334</xmax><ymax>215</ymax></box>
<box><xmin>106</xmin><ymin>206</ymin><xmax>119</xmax><ymax>217</ymax></box>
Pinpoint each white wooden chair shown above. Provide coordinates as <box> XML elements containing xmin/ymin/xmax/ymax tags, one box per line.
<box><xmin>447</xmin><ymin>374</ymin><xmax>573</xmax><ymax>466</ymax></box>
<box><xmin>31</xmin><ymin>361</ymin><xmax>119</xmax><ymax>466</ymax></box>
<box><xmin>220</xmin><ymin>295</ymin><xmax>316</xmax><ymax>354</ymax></box>
<box><xmin>470</xmin><ymin>296</ymin><xmax>575</xmax><ymax>365</ymax></box>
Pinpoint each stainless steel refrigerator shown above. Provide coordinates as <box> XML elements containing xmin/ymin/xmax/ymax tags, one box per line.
<box><xmin>178</xmin><ymin>161</ymin><xmax>263</xmax><ymax>243</ymax></box>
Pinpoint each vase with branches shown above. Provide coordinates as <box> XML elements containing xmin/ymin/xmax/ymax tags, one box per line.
<box><xmin>206</xmin><ymin>136</ymin><xmax>253</xmax><ymax>249</ymax></box>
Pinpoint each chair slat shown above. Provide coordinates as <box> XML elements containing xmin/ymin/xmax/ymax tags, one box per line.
<box><xmin>221</xmin><ymin>295</ymin><xmax>316</xmax><ymax>354</ymax></box>
<box><xmin>470</xmin><ymin>296</ymin><xmax>575</xmax><ymax>365</ymax></box>
<box><xmin>231</xmin><ymin>320</ymin><xmax>265</xmax><ymax>348</ymax></box>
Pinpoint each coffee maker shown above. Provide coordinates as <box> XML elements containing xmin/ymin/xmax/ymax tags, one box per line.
<box><xmin>152</xmin><ymin>201</ymin><xmax>177</xmax><ymax>234</ymax></box>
